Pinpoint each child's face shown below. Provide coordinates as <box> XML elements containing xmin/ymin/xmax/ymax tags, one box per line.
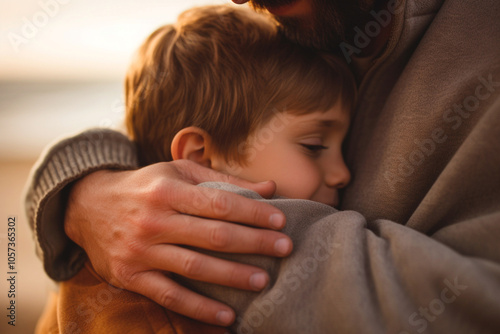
<box><xmin>215</xmin><ymin>101</ymin><xmax>351</xmax><ymax>206</ymax></box>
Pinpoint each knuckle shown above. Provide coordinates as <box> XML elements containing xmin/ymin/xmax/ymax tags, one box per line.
<box><xmin>190</xmin><ymin>301</ymin><xmax>209</xmax><ymax>321</ymax></box>
<box><xmin>109</xmin><ymin>261</ymin><xmax>134</xmax><ymax>288</ymax></box>
<box><xmin>249</xmin><ymin>203</ymin><xmax>263</xmax><ymax>226</ymax></box>
<box><xmin>133</xmin><ymin>214</ymin><xmax>151</xmax><ymax>234</ymax></box>
<box><xmin>106</xmin><ymin>245</ymin><xmax>146</xmax><ymax>287</ymax></box>
<box><xmin>144</xmin><ymin>177</ymin><xmax>170</xmax><ymax>205</ymax></box>
<box><xmin>133</xmin><ymin>214</ymin><xmax>164</xmax><ymax>238</ymax></box>
<box><xmin>174</xmin><ymin>159</ymin><xmax>197</xmax><ymax>178</ymax></box>
<box><xmin>193</xmin><ymin>190</ymin><xmax>210</xmax><ymax>209</ymax></box>
<box><xmin>173</xmin><ymin>158</ymin><xmax>190</xmax><ymax>170</ymax></box>
<box><xmin>125</xmin><ymin>238</ymin><xmax>144</xmax><ymax>254</ymax></box>
<box><xmin>208</xmin><ymin>225</ymin><xmax>231</xmax><ymax>249</ymax></box>
<box><xmin>211</xmin><ymin>193</ymin><xmax>231</xmax><ymax>217</ymax></box>
<box><xmin>158</xmin><ymin>288</ymin><xmax>180</xmax><ymax>309</ymax></box>
<box><xmin>182</xmin><ymin>254</ymin><xmax>204</xmax><ymax>277</ymax></box>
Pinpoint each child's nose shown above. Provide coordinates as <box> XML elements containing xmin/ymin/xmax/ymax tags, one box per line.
<box><xmin>325</xmin><ymin>161</ymin><xmax>351</xmax><ymax>189</ymax></box>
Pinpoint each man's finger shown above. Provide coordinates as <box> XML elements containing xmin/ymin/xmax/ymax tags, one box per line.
<box><xmin>152</xmin><ymin>215</ymin><xmax>292</xmax><ymax>257</ymax></box>
<box><xmin>127</xmin><ymin>271</ymin><xmax>235</xmax><ymax>326</ymax></box>
<box><xmin>165</xmin><ymin>180</ymin><xmax>286</xmax><ymax>230</ymax></box>
<box><xmin>175</xmin><ymin>159</ymin><xmax>278</xmax><ymax>199</ymax></box>
<box><xmin>144</xmin><ymin>244</ymin><xmax>270</xmax><ymax>291</ymax></box>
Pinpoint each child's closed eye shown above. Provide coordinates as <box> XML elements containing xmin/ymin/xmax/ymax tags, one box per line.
<box><xmin>301</xmin><ymin>144</ymin><xmax>329</xmax><ymax>155</ymax></box>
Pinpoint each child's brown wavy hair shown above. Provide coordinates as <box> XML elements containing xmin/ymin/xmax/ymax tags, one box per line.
<box><xmin>125</xmin><ymin>5</ymin><xmax>357</xmax><ymax>166</ymax></box>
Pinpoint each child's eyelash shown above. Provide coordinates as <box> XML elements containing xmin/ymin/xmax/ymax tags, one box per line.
<box><xmin>301</xmin><ymin>144</ymin><xmax>329</xmax><ymax>153</ymax></box>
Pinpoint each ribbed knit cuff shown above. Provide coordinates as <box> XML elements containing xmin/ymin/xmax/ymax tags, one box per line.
<box><xmin>24</xmin><ymin>128</ymin><xmax>139</xmax><ymax>281</ymax></box>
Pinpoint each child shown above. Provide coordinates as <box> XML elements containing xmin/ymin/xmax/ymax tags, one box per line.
<box><xmin>35</xmin><ymin>5</ymin><xmax>356</xmax><ymax>334</ymax></box>
<box><xmin>125</xmin><ymin>4</ymin><xmax>355</xmax><ymax>206</ymax></box>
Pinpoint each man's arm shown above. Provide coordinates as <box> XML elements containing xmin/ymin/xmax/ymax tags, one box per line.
<box><xmin>24</xmin><ymin>128</ymin><xmax>293</xmax><ymax>326</ymax></box>
<box><xmin>24</xmin><ymin>129</ymin><xmax>139</xmax><ymax>280</ymax></box>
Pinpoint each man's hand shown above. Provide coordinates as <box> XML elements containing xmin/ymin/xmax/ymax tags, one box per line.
<box><xmin>64</xmin><ymin>160</ymin><xmax>291</xmax><ymax>326</ymax></box>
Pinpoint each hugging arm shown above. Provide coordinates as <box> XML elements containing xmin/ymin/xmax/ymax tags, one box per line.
<box><xmin>24</xmin><ymin>128</ymin><xmax>292</xmax><ymax>326</ymax></box>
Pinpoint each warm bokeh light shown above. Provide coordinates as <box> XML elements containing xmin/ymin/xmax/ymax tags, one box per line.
<box><xmin>0</xmin><ymin>0</ymin><xmax>234</xmax><ymax>81</ymax></box>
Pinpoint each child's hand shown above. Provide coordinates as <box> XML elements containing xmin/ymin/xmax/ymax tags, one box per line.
<box><xmin>63</xmin><ymin>159</ymin><xmax>292</xmax><ymax>326</ymax></box>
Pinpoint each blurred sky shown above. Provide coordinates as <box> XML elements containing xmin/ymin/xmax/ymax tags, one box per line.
<box><xmin>0</xmin><ymin>0</ymin><xmax>241</xmax><ymax>160</ymax></box>
<box><xmin>0</xmin><ymin>0</ymin><xmax>235</xmax><ymax>81</ymax></box>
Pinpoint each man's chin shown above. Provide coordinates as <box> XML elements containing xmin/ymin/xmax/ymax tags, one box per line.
<box><xmin>250</xmin><ymin>0</ymin><xmax>374</xmax><ymax>53</ymax></box>
<box><xmin>252</xmin><ymin>0</ymin><xmax>346</xmax><ymax>52</ymax></box>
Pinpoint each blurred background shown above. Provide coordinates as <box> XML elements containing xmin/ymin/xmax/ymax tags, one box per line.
<box><xmin>0</xmin><ymin>0</ymin><xmax>240</xmax><ymax>332</ymax></box>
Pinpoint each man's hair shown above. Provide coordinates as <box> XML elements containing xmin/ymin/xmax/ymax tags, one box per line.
<box><xmin>125</xmin><ymin>5</ymin><xmax>356</xmax><ymax>166</ymax></box>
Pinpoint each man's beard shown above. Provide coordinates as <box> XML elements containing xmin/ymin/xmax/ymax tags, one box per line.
<box><xmin>251</xmin><ymin>0</ymin><xmax>374</xmax><ymax>52</ymax></box>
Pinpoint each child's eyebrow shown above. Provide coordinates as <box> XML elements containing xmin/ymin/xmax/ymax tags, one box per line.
<box><xmin>316</xmin><ymin>120</ymin><xmax>336</xmax><ymax>128</ymax></box>
<box><xmin>306</xmin><ymin>119</ymin><xmax>338</xmax><ymax>131</ymax></box>
<box><xmin>291</xmin><ymin>113</ymin><xmax>350</xmax><ymax>137</ymax></box>
<box><xmin>292</xmin><ymin>119</ymin><xmax>339</xmax><ymax>135</ymax></box>
<box><xmin>300</xmin><ymin>119</ymin><xmax>335</xmax><ymax>126</ymax></box>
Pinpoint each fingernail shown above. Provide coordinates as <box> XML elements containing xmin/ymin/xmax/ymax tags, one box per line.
<box><xmin>249</xmin><ymin>272</ymin><xmax>268</xmax><ymax>291</ymax></box>
<box><xmin>274</xmin><ymin>238</ymin><xmax>291</xmax><ymax>256</ymax></box>
<box><xmin>216</xmin><ymin>310</ymin><xmax>234</xmax><ymax>325</ymax></box>
<box><xmin>269</xmin><ymin>213</ymin><xmax>285</xmax><ymax>229</ymax></box>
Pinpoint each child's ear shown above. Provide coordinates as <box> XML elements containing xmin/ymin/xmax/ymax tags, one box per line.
<box><xmin>171</xmin><ymin>126</ymin><xmax>213</xmax><ymax>168</ymax></box>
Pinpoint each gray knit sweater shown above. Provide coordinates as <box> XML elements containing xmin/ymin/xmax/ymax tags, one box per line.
<box><xmin>25</xmin><ymin>0</ymin><xmax>500</xmax><ymax>332</ymax></box>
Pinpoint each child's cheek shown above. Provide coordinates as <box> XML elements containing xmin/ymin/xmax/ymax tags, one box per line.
<box><xmin>277</xmin><ymin>162</ymin><xmax>322</xmax><ymax>200</ymax></box>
